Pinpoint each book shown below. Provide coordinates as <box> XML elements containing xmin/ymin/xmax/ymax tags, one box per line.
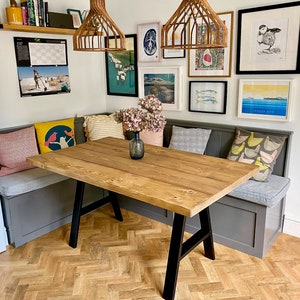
<box><xmin>27</xmin><ymin>0</ymin><xmax>36</xmax><ymax>26</ymax></box>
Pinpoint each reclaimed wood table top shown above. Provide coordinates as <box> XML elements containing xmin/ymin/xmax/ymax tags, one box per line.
<box><xmin>27</xmin><ymin>137</ymin><xmax>259</xmax><ymax>218</ymax></box>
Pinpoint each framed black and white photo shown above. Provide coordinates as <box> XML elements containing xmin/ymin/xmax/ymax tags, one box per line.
<box><xmin>236</xmin><ymin>2</ymin><xmax>300</xmax><ymax>74</ymax></box>
<box><xmin>105</xmin><ymin>34</ymin><xmax>138</xmax><ymax>97</ymax></box>
<box><xmin>139</xmin><ymin>66</ymin><xmax>181</xmax><ymax>111</ymax></box>
<box><xmin>137</xmin><ymin>22</ymin><xmax>161</xmax><ymax>63</ymax></box>
<box><xmin>189</xmin><ymin>81</ymin><xmax>227</xmax><ymax>114</ymax></box>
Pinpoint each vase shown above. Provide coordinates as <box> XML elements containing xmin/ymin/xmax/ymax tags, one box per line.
<box><xmin>129</xmin><ymin>131</ymin><xmax>144</xmax><ymax>159</ymax></box>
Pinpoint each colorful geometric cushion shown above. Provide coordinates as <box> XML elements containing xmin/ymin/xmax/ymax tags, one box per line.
<box><xmin>227</xmin><ymin>128</ymin><xmax>286</xmax><ymax>182</ymax></box>
<box><xmin>83</xmin><ymin>114</ymin><xmax>124</xmax><ymax>141</ymax></box>
<box><xmin>34</xmin><ymin>118</ymin><xmax>76</xmax><ymax>153</ymax></box>
<box><xmin>0</xmin><ymin>126</ymin><xmax>39</xmax><ymax>176</ymax></box>
<box><xmin>169</xmin><ymin>126</ymin><xmax>211</xmax><ymax>154</ymax></box>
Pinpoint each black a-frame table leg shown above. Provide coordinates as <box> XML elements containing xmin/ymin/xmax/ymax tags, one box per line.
<box><xmin>162</xmin><ymin>207</ymin><xmax>215</xmax><ymax>300</ymax></box>
<box><xmin>69</xmin><ymin>181</ymin><xmax>123</xmax><ymax>248</ymax></box>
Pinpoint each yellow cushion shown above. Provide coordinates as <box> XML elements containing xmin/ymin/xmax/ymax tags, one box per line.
<box><xmin>34</xmin><ymin>118</ymin><xmax>76</xmax><ymax>153</ymax></box>
<box><xmin>83</xmin><ymin>114</ymin><xmax>124</xmax><ymax>141</ymax></box>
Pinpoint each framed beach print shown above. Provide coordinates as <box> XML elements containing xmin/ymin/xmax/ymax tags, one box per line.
<box><xmin>188</xmin><ymin>11</ymin><xmax>233</xmax><ymax>77</ymax></box>
<box><xmin>238</xmin><ymin>79</ymin><xmax>293</xmax><ymax>121</ymax></box>
<box><xmin>67</xmin><ymin>9</ymin><xmax>83</xmax><ymax>28</ymax></box>
<box><xmin>236</xmin><ymin>2</ymin><xmax>300</xmax><ymax>74</ymax></box>
<box><xmin>105</xmin><ymin>34</ymin><xmax>138</xmax><ymax>97</ymax></box>
<box><xmin>137</xmin><ymin>22</ymin><xmax>161</xmax><ymax>63</ymax></box>
<box><xmin>189</xmin><ymin>81</ymin><xmax>227</xmax><ymax>114</ymax></box>
<box><xmin>139</xmin><ymin>66</ymin><xmax>182</xmax><ymax>111</ymax></box>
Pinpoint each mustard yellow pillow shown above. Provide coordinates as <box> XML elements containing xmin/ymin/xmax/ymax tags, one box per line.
<box><xmin>34</xmin><ymin>118</ymin><xmax>76</xmax><ymax>153</ymax></box>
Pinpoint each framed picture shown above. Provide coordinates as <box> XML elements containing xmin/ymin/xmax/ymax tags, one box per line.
<box><xmin>238</xmin><ymin>79</ymin><xmax>293</xmax><ymax>121</ymax></box>
<box><xmin>67</xmin><ymin>9</ymin><xmax>83</xmax><ymax>29</ymax></box>
<box><xmin>162</xmin><ymin>23</ymin><xmax>186</xmax><ymax>59</ymax></box>
<box><xmin>189</xmin><ymin>81</ymin><xmax>227</xmax><ymax>114</ymax></box>
<box><xmin>236</xmin><ymin>2</ymin><xmax>300</xmax><ymax>74</ymax></box>
<box><xmin>139</xmin><ymin>66</ymin><xmax>181</xmax><ymax>111</ymax></box>
<box><xmin>188</xmin><ymin>11</ymin><xmax>233</xmax><ymax>77</ymax></box>
<box><xmin>137</xmin><ymin>22</ymin><xmax>161</xmax><ymax>63</ymax></box>
<box><xmin>105</xmin><ymin>34</ymin><xmax>138</xmax><ymax>97</ymax></box>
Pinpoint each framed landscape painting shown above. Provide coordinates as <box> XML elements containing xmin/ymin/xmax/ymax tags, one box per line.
<box><xmin>105</xmin><ymin>34</ymin><xmax>138</xmax><ymax>97</ymax></box>
<box><xmin>238</xmin><ymin>79</ymin><xmax>293</xmax><ymax>121</ymax></box>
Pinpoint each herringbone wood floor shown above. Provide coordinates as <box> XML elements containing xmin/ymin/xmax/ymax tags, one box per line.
<box><xmin>0</xmin><ymin>205</ymin><xmax>299</xmax><ymax>300</ymax></box>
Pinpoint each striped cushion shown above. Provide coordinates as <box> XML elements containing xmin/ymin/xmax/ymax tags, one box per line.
<box><xmin>83</xmin><ymin>114</ymin><xmax>124</xmax><ymax>141</ymax></box>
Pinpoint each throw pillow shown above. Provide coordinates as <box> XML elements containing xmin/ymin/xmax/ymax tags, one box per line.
<box><xmin>227</xmin><ymin>128</ymin><xmax>286</xmax><ymax>182</ymax></box>
<box><xmin>169</xmin><ymin>126</ymin><xmax>211</xmax><ymax>154</ymax></box>
<box><xmin>34</xmin><ymin>118</ymin><xmax>76</xmax><ymax>153</ymax></box>
<box><xmin>0</xmin><ymin>126</ymin><xmax>39</xmax><ymax>176</ymax></box>
<box><xmin>83</xmin><ymin>114</ymin><xmax>124</xmax><ymax>141</ymax></box>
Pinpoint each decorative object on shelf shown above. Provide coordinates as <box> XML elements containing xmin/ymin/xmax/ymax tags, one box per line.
<box><xmin>73</xmin><ymin>0</ymin><xmax>126</xmax><ymax>52</ymax></box>
<box><xmin>236</xmin><ymin>2</ymin><xmax>300</xmax><ymax>74</ymax></box>
<box><xmin>67</xmin><ymin>9</ymin><xmax>83</xmax><ymax>29</ymax></box>
<box><xmin>113</xmin><ymin>95</ymin><xmax>166</xmax><ymax>157</ymax></box>
<box><xmin>129</xmin><ymin>131</ymin><xmax>144</xmax><ymax>159</ymax></box>
<box><xmin>161</xmin><ymin>0</ymin><xmax>228</xmax><ymax>50</ymax></box>
<box><xmin>6</xmin><ymin>0</ymin><xmax>23</xmax><ymax>25</ymax></box>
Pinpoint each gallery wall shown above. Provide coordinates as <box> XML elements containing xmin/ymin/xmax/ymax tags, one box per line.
<box><xmin>0</xmin><ymin>0</ymin><xmax>299</xmax><ymax>237</ymax></box>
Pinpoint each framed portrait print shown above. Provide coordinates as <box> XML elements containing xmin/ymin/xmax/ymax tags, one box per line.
<box><xmin>67</xmin><ymin>9</ymin><xmax>83</xmax><ymax>28</ymax></box>
<box><xmin>189</xmin><ymin>81</ymin><xmax>227</xmax><ymax>114</ymax></box>
<box><xmin>236</xmin><ymin>2</ymin><xmax>300</xmax><ymax>74</ymax></box>
<box><xmin>137</xmin><ymin>22</ymin><xmax>161</xmax><ymax>63</ymax></box>
<box><xmin>105</xmin><ymin>34</ymin><xmax>138</xmax><ymax>97</ymax></box>
<box><xmin>238</xmin><ymin>79</ymin><xmax>293</xmax><ymax>121</ymax></box>
<box><xmin>188</xmin><ymin>11</ymin><xmax>233</xmax><ymax>77</ymax></box>
<box><xmin>139</xmin><ymin>66</ymin><xmax>181</xmax><ymax>111</ymax></box>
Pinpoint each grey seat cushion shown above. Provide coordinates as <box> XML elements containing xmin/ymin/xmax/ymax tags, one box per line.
<box><xmin>0</xmin><ymin>168</ymin><xmax>68</xmax><ymax>197</ymax></box>
<box><xmin>228</xmin><ymin>174</ymin><xmax>290</xmax><ymax>208</ymax></box>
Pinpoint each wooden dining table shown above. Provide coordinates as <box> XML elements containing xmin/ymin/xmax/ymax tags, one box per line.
<box><xmin>27</xmin><ymin>137</ymin><xmax>259</xmax><ymax>300</ymax></box>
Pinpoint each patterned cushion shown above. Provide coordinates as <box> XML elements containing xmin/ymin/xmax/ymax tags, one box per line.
<box><xmin>34</xmin><ymin>118</ymin><xmax>76</xmax><ymax>153</ymax></box>
<box><xmin>83</xmin><ymin>114</ymin><xmax>124</xmax><ymax>141</ymax></box>
<box><xmin>227</xmin><ymin>128</ymin><xmax>286</xmax><ymax>182</ymax></box>
<box><xmin>169</xmin><ymin>126</ymin><xmax>211</xmax><ymax>154</ymax></box>
<box><xmin>0</xmin><ymin>126</ymin><xmax>39</xmax><ymax>176</ymax></box>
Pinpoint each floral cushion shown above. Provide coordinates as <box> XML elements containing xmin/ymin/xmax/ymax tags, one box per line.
<box><xmin>0</xmin><ymin>126</ymin><xmax>39</xmax><ymax>176</ymax></box>
<box><xmin>169</xmin><ymin>126</ymin><xmax>211</xmax><ymax>154</ymax></box>
<box><xmin>34</xmin><ymin>118</ymin><xmax>76</xmax><ymax>153</ymax></box>
<box><xmin>83</xmin><ymin>114</ymin><xmax>124</xmax><ymax>141</ymax></box>
<box><xmin>227</xmin><ymin>128</ymin><xmax>286</xmax><ymax>182</ymax></box>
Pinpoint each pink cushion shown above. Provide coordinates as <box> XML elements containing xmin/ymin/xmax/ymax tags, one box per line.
<box><xmin>0</xmin><ymin>126</ymin><xmax>39</xmax><ymax>176</ymax></box>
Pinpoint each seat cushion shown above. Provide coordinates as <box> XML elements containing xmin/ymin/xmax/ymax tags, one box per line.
<box><xmin>0</xmin><ymin>168</ymin><xmax>68</xmax><ymax>197</ymax></box>
<box><xmin>228</xmin><ymin>174</ymin><xmax>290</xmax><ymax>207</ymax></box>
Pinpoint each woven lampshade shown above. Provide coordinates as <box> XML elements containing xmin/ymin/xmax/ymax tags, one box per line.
<box><xmin>73</xmin><ymin>0</ymin><xmax>126</xmax><ymax>52</ymax></box>
<box><xmin>161</xmin><ymin>0</ymin><xmax>227</xmax><ymax>50</ymax></box>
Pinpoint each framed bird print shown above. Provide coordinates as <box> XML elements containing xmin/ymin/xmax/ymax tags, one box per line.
<box><xmin>236</xmin><ymin>2</ymin><xmax>300</xmax><ymax>74</ymax></box>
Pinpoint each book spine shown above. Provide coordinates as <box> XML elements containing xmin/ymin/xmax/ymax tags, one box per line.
<box><xmin>27</xmin><ymin>0</ymin><xmax>36</xmax><ymax>26</ymax></box>
<box><xmin>33</xmin><ymin>0</ymin><xmax>39</xmax><ymax>26</ymax></box>
<box><xmin>37</xmin><ymin>0</ymin><xmax>44</xmax><ymax>26</ymax></box>
<box><xmin>44</xmin><ymin>1</ymin><xmax>49</xmax><ymax>27</ymax></box>
<box><xmin>20</xmin><ymin>0</ymin><xmax>28</xmax><ymax>25</ymax></box>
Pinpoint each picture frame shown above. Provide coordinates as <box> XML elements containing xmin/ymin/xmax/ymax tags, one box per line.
<box><xmin>236</xmin><ymin>2</ymin><xmax>300</xmax><ymax>74</ymax></box>
<box><xmin>67</xmin><ymin>9</ymin><xmax>83</xmax><ymax>29</ymax></box>
<box><xmin>139</xmin><ymin>66</ymin><xmax>182</xmax><ymax>111</ymax></box>
<box><xmin>188</xmin><ymin>11</ymin><xmax>233</xmax><ymax>77</ymax></box>
<box><xmin>137</xmin><ymin>22</ymin><xmax>161</xmax><ymax>63</ymax></box>
<box><xmin>162</xmin><ymin>23</ymin><xmax>186</xmax><ymax>59</ymax></box>
<box><xmin>105</xmin><ymin>34</ymin><xmax>138</xmax><ymax>97</ymax></box>
<box><xmin>238</xmin><ymin>79</ymin><xmax>293</xmax><ymax>121</ymax></box>
<box><xmin>189</xmin><ymin>81</ymin><xmax>227</xmax><ymax>114</ymax></box>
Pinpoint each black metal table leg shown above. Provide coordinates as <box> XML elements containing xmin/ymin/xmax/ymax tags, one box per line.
<box><xmin>69</xmin><ymin>180</ymin><xmax>85</xmax><ymax>248</ymax></box>
<box><xmin>109</xmin><ymin>191</ymin><xmax>123</xmax><ymax>221</ymax></box>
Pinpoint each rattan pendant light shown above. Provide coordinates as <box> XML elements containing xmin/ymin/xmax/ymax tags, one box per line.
<box><xmin>161</xmin><ymin>0</ymin><xmax>227</xmax><ymax>50</ymax></box>
<box><xmin>73</xmin><ymin>0</ymin><xmax>126</xmax><ymax>52</ymax></box>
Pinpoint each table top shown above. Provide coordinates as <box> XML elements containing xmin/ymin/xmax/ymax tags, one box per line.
<box><xmin>27</xmin><ymin>137</ymin><xmax>259</xmax><ymax>218</ymax></box>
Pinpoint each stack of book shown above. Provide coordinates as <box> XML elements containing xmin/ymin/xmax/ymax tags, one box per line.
<box><xmin>20</xmin><ymin>0</ymin><xmax>49</xmax><ymax>27</ymax></box>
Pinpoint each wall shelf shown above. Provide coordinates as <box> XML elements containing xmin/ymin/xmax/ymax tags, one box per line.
<box><xmin>0</xmin><ymin>23</ymin><xmax>75</xmax><ymax>35</ymax></box>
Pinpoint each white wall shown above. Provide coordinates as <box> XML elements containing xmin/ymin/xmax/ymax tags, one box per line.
<box><xmin>0</xmin><ymin>0</ymin><xmax>299</xmax><ymax>237</ymax></box>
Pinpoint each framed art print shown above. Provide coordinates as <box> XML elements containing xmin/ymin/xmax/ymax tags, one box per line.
<box><xmin>236</xmin><ymin>2</ymin><xmax>300</xmax><ymax>74</ymax></box>
<box><xmin>139</xmin><ymin>66</ymin><xmax>181</xmax><ymax>111</ymax></box>
<box><xmin>188</xmin><ymin>11</ymin><xmax>233</xmax><ymax>77</ymax></box>
<box><xmin>238</xmin><ymin>79</ymin><xmax>293</xmax><ymax>121</ymax></box>
<box><xmin>137</xmin><ymin>22</ymin><xmax>161</xmax><ymax>63</ymax></box>
<box><xmin>105</xmin><ymin>34</ymin><xmax>138</xmax><ymax>97</ymax></box>
<box><xmin>189</xmin><ymin>81</ymin><xmax>227</xmax><ymax>114</ymax></box>
<box><xmin>67</xmin><ymin>9</ymin><xmax>83</xmax><ymax>28</ymax></box>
